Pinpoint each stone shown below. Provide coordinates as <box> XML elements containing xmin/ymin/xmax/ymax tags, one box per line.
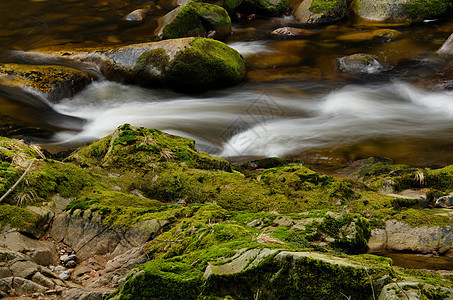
<box><xmin>0</xmin><ymin>61</ymin><xmax>92</xmax><ymax>103</ymax></box>
<box><xmin>336</xmin><ymin>53</ymin><xmax>384</xmax><ymax>74</ymax></box>
<box><xmin>0</xmin><ymin>277</ymin><xmax>47</xmax><ymax>295</ymax></box>
<box><xmin>271</xmin><ymin>27</ymin><xmax>317</xmax><ymax>37</ymax></box>
<box><xmin>0</xmin><ymin>231</ymin><xmax>58</xmax><ymax>266</ymax></box>
<box><xmin>54</xmin><ymin>266</ymin><xmax>66</xmax><ymax>273</ymax></box>
<box><xmin>157</xmin><ymin>2</ymin><xmax>231</xmax><ymax>40</ymax></box>
<box><xmin>294</xmin><ymin>0</ymin><xmax>346</xmax><ymax>24</ymax></box>
<box><xmin>336</xmin><ymin>29</ymin><xmax>402</xmax><ymax>43</ymax></box>
<box><xmin>124</xmin><ymin>8</ymin><xmax>150</xmax><ymax>23</ymax></box>
<box><xmin>65</xmin><ymin>260</ymin><xmax>77</xmax><ymax>268</ymax></box>
<box><xmin>435</xmin><ymin>194</ymin><xmax>453</xmax><ymax>208</ymax></box>
<box><xmin>437</xmin><ymin>33</ymin><xmax>453</xmax><ymax>56</ymax></box>
<box><xmin>241</xmin><ymin>0</ymin><xmax>289</xmax><ymax>16</ymax></box>
<box><xmin>59</xmin><ymin>272</ymin><xmax>70</xmax><ymax>281</ymax></box>
<box><xmin>246</xmin><ymin>219</ymin><xmax>261</xmax><ymax>227</ymax></box>
<box><xmin>31</xmin><ymin>271</ymin><xmax>55</xmax><ymax>289</ymax></box>
<box><xmin>352</xmin><ymin>0</ymin><xmax>448</xmax><ymax>24</ymax></box>
<box><xmin>64</xmin><ymin>254</ymin><xmax>77</xmax><ymax>264</ymax></box>
<box><xmin>10</xmin><ymin>260</ymin><xmax>39</xmax><ymax>278</ymax></box>
<box><xmin>63</xmin><ymin>287</ymin><xmax>114</xmax><ymax>300</ymax></box>
<box><xmin>69</xmin><ymin>37</ymin><xmax>245</xmax><ymax>92</ymax></box>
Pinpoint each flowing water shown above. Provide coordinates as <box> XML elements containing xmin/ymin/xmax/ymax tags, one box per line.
<box><xmin>3</xmin><ymin>0</ymin><xmax>453</xmax><ymax>167</ymax></box>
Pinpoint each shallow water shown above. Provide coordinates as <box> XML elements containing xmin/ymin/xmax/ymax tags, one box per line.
<box><xmin>376</xmin><ymin>251</ymin><xmax>453</xmax><ymax>271</ymax></box>
<box><xmin>3</xmin><ymin>0</ymin><xmax>453</xmax><ymax>166</ymax></box>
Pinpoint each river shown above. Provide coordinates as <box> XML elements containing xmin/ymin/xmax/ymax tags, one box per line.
<box><xmin>2</xmin><ymin>0</ymin><xmax>453</xmax><ymax>166</ymax></box>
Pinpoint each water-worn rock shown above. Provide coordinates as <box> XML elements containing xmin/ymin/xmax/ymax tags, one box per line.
<box><xmin>418</xmin><ymin>61</ymin><xmax>453</xmax><ymax>90</ymax></box>
<box><xmin>294</xmin><ymin>0</ymin><xmax>346</xmax><ymax>24</ymax></box>
<box><xmin>240</xmin><ymin>0</ymin><xmax>289</xmax><ymax>16</ymax></box>
<box><xmin>70</xmin><ymin>37</ymin><xmax>245</xmax><ymax>91</ymax></box>
<box><xmin>336</xmin><ymin>53</ymin><xmax>384</xmax><ymax>74</ymax></box>
<box><xmin>157</xmin><ymin>2</ymin><xmax>231</xmax><ymax>40</ymax></box>
<box><xmin>352</xmin><ymin>0</ymin><xmax>448</xmax><ymax>24</ymax></box>
<box><xmin>437</xmin><ymin>33</ymin><xmax>453</xmax><ymax>56</ymax></box>
<box><xmin>50</xmin><ymin>210</ymin><xmax>171</xmax><ymax>261</ymax></box>
<box><xmin>336</xmin><ymin>29</ymin><xmax>402</xmax><ymax>43</ymax></box>
<box><xmin>271</xmin><ymin>27</ymin><xmax>317</xmax><ymax>37</ymax></box>
<box><xmin>63</xmin><ymin>287</ymin><xmax>114</xmax><ymax>300</ymax></box>
<box><xmin>123</xmin><ymin>8</ymin><xmax>150</xmax><ymax>23</ymax></box>
<box><xmin>0</xmin><ymin>231</ymin><xmax>58</xmax><ymax>266</ymax></box>
<box><xmin>369</xmin><ymin>220</ymin><xmax>453</xmax><ymax>255</ymax></box>
<box><xmin>0</xmin><ymin>63</ymin><xmax>92</xmax><ymax>103</ymax></box>
<box><xmin>435</xmin><ymin>194</ymin><xmax>453</xmax><ymax>208</ymax></box>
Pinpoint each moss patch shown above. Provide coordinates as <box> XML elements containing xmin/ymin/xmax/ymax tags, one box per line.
<box><xmin>0</xmin><ymin>204</ymin><xmax>40</xmax><ymax>231</ymax></box>
<box><xmin>165</xmin><ymin>38</ymin><xmax>245</xmax><ymax>89</ymax></box>
<box><xmin>394</xmin><ymin>208</ymin><xmax>452</xmax><ymax>227</ymax></box>
<box><xmin>309</xmin><ymin>0</ymin><xmax>345</xmax><ymax>14</ymax></box>
<box><xmin>403</xmin><ymin>0</ymin><xmax>449</xmax><ymax>18</ymax></box>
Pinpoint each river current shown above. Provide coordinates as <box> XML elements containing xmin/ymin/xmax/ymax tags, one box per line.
<box><xmin>3</xmin><ymin>0</ymin><xmax>453</xmax><ymax>166</ymax></box>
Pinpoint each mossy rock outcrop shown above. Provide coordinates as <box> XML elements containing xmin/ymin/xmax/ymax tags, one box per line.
<box><xmin>240</xmin><ymin>0</ymin><xmax>289</xmax><ymax>16</ymax></box>
<box><xmin>157</xmin><ymin>2</ymin><xmax>232</xmax><ymax>40</ymax></box>
<box><xmin>71</xmin><ymin>37</ymin><xmax>245</xmax><ymax>91</ymax></box>
<box><xmin>294</xmin><ymin>0</ymin><xmax>347</xmax><ymax>24</ymax></box>
<box><xmin>352</xmin><ymin>0</ymin><xmax>449</xmax><ymax>24</ymax></box>
<box><xmin>195</xmin><ymin>0</ymin><xmax>243</xmax><ymax>12</ymax></box>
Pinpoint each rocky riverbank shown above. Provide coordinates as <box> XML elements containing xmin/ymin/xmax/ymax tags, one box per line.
<box><xmin>0</xmin><ymin>125</ymin><xmax>452</xmax><ymax>299</ymax></box>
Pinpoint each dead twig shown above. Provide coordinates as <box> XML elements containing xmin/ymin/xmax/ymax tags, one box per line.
<box><xmin>0</xmin><ymin>159</ymin><xmax>35</xmax><ymax>204</ymax></box>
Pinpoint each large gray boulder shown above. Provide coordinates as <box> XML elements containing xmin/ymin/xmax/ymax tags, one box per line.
<box><xmin>71</xmin><ymin>37</ymin><xmax>245</xmax><ymax>91</ymax></box>
<box><xmin>294</xmin><ymin>0</ymin><xmax>347</xmax><ymax>24</ymax></box>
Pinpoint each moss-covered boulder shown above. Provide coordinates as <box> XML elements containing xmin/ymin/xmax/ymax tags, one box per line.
<box><xmin>157</xmin><ymin>2</ymin><xmax>232</xmax><ymax>40</ymax></box>
<box><xmin>195</xmin><ymin>0</ymin><xmax>243</xmax><ymax>12</ymax></box>
<box><xmin>0</xmin><ymin>63</ymin><xmax>91</xmax><ymax>103</ymax></box>
<box><xmin>71</xmin><ymin>37</ymin><xmax>245</xmax><ymax>91</ymax></box>
<box><xmin>240</xmin><ymin>0</ymin><xmax>289</xmax><ymax>16</ymax></box>
<box><xmin>352</xmin><ymin>0</ymin><xmax>449</xmax><ymax>24</ymax></box>
<box><xmin>294</xmin><ymin>0</ymin><xmax>347</xmax><ymax>24</ymax></box>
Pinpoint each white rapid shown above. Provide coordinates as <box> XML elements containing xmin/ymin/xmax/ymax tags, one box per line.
<box><xmin>51</xmin><ymin>80</ymin><xmax>453</xmax><ymax>163</ymax></box>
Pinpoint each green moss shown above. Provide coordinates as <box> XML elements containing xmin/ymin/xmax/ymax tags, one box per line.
<box><xmin>109</xmin><ymin>260</ymin><xmax>204</xmax><ymax>300</ymax></box>
<box><xmin>403</xmin><ymin>0</ymin><xmax>449</xmax><ymax>18</ymax></box>
<box><xmin>160</xmin><ymin>2</ymin><xmax>231</xmax><ymax>40</ymax></box>
<box><xmin>0</xmin><ymin>204</ymin><xmax>40</xmax><ymax>230</ymax></box>
<box><xmin>166</xmin><ymin>38</ymin><xmax>245</xmax><ymax>89</ymax></box>
<box><xmin>309</xmin><ymin>0</ymin><xmax>345</xmax><ymax>15</ymax></box>
<box><xmin>134</xmin><ymin>49</ymin><xmax>170</xmax><ymax>78</ymax></box>
<box><xmin>241</xmin><ymin>0</ymin><xmax>289</xmax><ymax>16</ymax></box>
<box><xmin>394</xmin><ymin>208</ymin><xmax>451</xmax><ymax>227</ymax></box>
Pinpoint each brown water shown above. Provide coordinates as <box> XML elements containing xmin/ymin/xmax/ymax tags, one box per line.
<box><xmin>3</xmin><ymin>0</ymin><xmax>453</xmax><ymax>166</ymax></box>
<box><xmin>376</xmin><ymin>251</ymin><xmax>453</xmax><ymax>271</ymax></box>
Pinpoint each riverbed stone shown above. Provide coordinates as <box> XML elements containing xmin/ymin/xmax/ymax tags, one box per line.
<box><xmin>123</xmin><ymin>8</ymin><xmax>150</xmax><ymax>23</ymax></box>
<box><xmin>352</xmin><ymin>0</ymin><xmax>448</xmax><ymax>24</ymax></box>
<box><xmin>336</xmin><ymin>29</ymin><xmax>402</xmax><ymax>43</ymax></box>
<box><xmin>157</xmin><ymin>2</ymin><xmax>231</xmax><ymax>40</ymax></box>
<box><xmin>271</xmin><ymin>27</ymin><xmax>317</xmax><ymax>37</ymax></box>
<box><xmin>70</xmin><ymin>37</ymin><xmax>245</xmax><ymax>91</ymax></box>
<box><xmin>294</xmin><ymin>0</ymin><xmax>346</xmax><ymax>24</ymax></box>
<box><xmin>0</xmin><ymin>63</ymin><xmax>92</xmax><ymax>103</ymax></box>
<box><xmin>336</xmin><ymin>53</ymin><xmax>384</xmax><ymax>74</ymax></box>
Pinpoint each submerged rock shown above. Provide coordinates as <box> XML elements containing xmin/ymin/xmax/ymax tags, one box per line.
<box><xmin>294</xmin><ymin>0</ymin><xmax>347</xmax><ymax>24</ymax></box>
<box><xmin>336</xmin><ymin>28</ymin><xmax>402</xmax><ymax>43</ymax></box>
<box><xmin>336</xmin><ymin>53</ymin><xmax>384</xmax><ymax>74</ymax></box>
<box><xmin>352</xmin><ymin>0</ymin><xmax>448</xmax><ymax>24</ymax></box>
<box><xmin>271</xmin><ymin>27</ymin><xmax>317</xmax><ymax>37</ymax></box>
<box><xmin>157</xmin><ymin>2</ymin><xmax>232</xmax><ymax>40</ymax></box>
<box><xmin>123</xmin><ymin>8</ymin><xmax>151</xmax><ymax>23</ymax></box>
<box><xmin>71</xmin><ymin>37</ymin><xmax>245</xmax><ymax>91</ymax></box>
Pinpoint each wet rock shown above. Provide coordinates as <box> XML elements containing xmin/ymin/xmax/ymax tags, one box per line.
<box><xmin>197</xmin><ymin>0</ymin><xmax>243</xmax><ymax>11</ymax></box>
<box><xmin>437</xmin><ymin>33</ymin><xmax>453</xmax><ymax>56</ymax></box>
<box><xmin>271</xmin><ymin>27</ymin><xmax>317</xmax><ymax>37</ymax></box>
<box><xmin>352</xmin><ymin>0</ymin><xmax>448</xmax><ymax>24</ymax></box>
<box><xmin>336</xmin><ymin>29</ymin><xmax>402</xmax><ymax>43</ymax></box>
<box><xmin>59</xmin><ymin>270</ymin><xmax>71</xmax><ymax>281</ymax></box>
<box><xmin>336</xmin><ymin>53</ymin><xmax>384</xmax><ymax>74</ymax></box>
<box><xmin>54</xmin><ymin>265</ymin><xmax>66</xmax><ymax>273</ymax></box>
<box><xmin>0</xmin><ymin>63</ymin><xmax>92</xmax><ymax>103</ymax></box>
<box><xmin>70</xmin><ymin>37</ymin><xmax>245</xmax><ymax>92</ymax></box>
<box><xmin>379</xmin><ymin>281</ymin><xmax>453</xmax><ymax>300</ymax></box>
<box><xmin>123</xmin><ymin>8</ymin><xmax>150</xmax><ymax>23</ymax></box>
<box><xmin>294</xmin><ymin>0</ymin><xmax>346</xmax><ymax>24</ymax></box>
<box><xmin>157</xmin><ymin>2</ymin><xmax>231</xmax><ymax>40</ymax></box>
<box><xmin>240</xmin><ymin>0</ymin><xmax>289</xmax><ymax>16</ymax></box>
<box><xmin>418</xmin><ymin>61</ymin><xmax>453</xmax><ymax>90</ymax></box>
